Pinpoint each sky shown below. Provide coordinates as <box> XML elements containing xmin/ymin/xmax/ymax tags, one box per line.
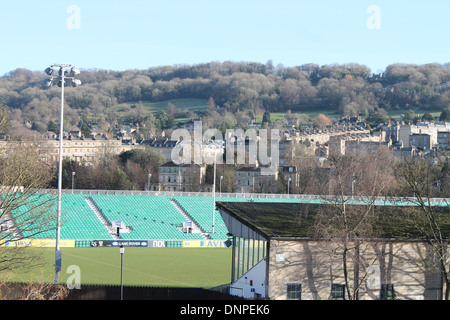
<box><xmin>0</xmin><ymin>0</ymin><xmax>449</xmax><ymax>76</ymax></box>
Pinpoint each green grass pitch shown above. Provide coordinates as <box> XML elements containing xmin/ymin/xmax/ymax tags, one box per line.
<box><xmin>10</xmin><ymin>247</ymin><xmax>232</xmax><ymax>288</ymax></box>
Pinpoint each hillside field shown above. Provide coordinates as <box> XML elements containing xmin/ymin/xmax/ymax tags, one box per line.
<box><xmin>113</xmin><ymin>98</ymin><xmax>208</xmax><ymax>120</ymax></box>
<box><xmin>99</xmin><ymin>96</ymin><xmax>444</xmax><ymax>127</ymax></box>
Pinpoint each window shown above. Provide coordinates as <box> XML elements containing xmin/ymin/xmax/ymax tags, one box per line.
<box><xmin>286</xmin><ymin>283</ymin><xmax>301</xmax><ymax>300</ymax></box>
<box><xmin>380</xmin><ymin>284</ymin><xmax>395</xmax><ymax>300</ymax></box>
<box><xmin>331</xmin><ymin>284</ymin><xmax>345</xmax><ymax>300</ymax></box>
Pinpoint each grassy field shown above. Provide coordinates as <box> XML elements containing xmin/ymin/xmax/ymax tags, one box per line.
<box><xmin>110</xmin><ymin>97</ymin><xmax>443</xmax><ymax>126</ymax></box>
<box><xmin>385</xmin><ymin>107</ymin><xmax>442</xmax><ymax>119</ymax></box>
<box><xmin>8</xmin><ymin>247</ymin><xmax>232</xmax><ymax>288</ymax></box>
<box><xmin>255</xmin><ymin>110</ymin><xmax>342</xmax><ymax>123</ymax></box>
<box><xmin>256</xmin><ymin>107</ymin><xmax>442</xmax><ymax>124</ymax></box>
<box><xmin>113</xmin><ymin>98</ymin><xmax>207</xmax><ymax>119</ymax></box>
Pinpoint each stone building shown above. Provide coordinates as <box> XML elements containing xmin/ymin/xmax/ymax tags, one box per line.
<box><xmin>410</xmin><ymin>133</ymin><xmax>431</xmax><ymax>151</ymax></box>
<box><xmin>382</xmin><ymin>121</ymin><xmax>450</xmax><ymax>149</ymax></box>
<box><xmin>217</xmin><ymin>201</ymin><xmax>450</xmax><ymax>300</ymax></box>
<box><xmin>138</xmin><ymin>138</ymin><xmax>180</xmax><ymax>161</ymax></box>
<box><xmin>328</xmin><ymin>131</ymin><xmax>388</xmax><ymax>156</ymax></box>
<box><xmin>437</xmin><ymin>131</ymin><xmax>450</xmax><ymax>150</ymax></box>
<box><xmin>158</xmin><ymin>161</ymin><xmax>206</xmax><ymax>192</ymax></box>
<box><xmin>234</xmin><ymin>165</ymin><xmax>278</xmax><ymax>194</ymax></box>
<box><xmin>0</xmin><ymin>137</ymin><xmax>134</xmax><ymax>167</ymax></box>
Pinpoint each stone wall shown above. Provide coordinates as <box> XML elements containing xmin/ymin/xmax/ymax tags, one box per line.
<box><xmin>268</xmin><ymin>239</ymin><xmax>445</xmax><ymax>300</ymax></box>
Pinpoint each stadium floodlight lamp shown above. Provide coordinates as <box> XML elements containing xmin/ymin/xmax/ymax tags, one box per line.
<box><xmin>71</xmin><ymin>78</ymin><xmax>82</xmax><ymax>87</ymax></box>
<box><xmin>208</xmin><ymin>140</ymin><xmax>225</xmax><ymax>234</ymax></box>
<box><xmin>42</xmin><ymin>78</ymin><xmax>53</xmax><ymax>87</ymax></box>
<box><xmin>45</xmin><ymin>67</ymin><xmax>55</xmax><ymax>76</ymax></box>
<box><xmin>69</xmin><ymin>67</ymin><xmax>80</xmax><ymax>77</ymax></box>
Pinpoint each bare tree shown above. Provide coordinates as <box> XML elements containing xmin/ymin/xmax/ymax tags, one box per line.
<box><xmin>313</xmin><ymin>150</ymin><xmax>396</xmax><ymax>299</ymax></box>
<box><xmin>394</xmin><ymin>158</ymin><xmax>450</xmax><ymax>300</ymax></box>
<box><xmin>0</xmin><ymin>142</ymin><xmax>56</xmax><ymax>279</ymax></box>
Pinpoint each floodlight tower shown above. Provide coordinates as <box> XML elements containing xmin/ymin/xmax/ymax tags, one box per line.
<box><xmin>43</xmin><ymin>64</ymin><xmax>81</xmax><ymax>284</ymax></box>
<box><xmin>210</xmin><ymin>141</ymin><xmax>224</xmax><ymax>234</ymax></box>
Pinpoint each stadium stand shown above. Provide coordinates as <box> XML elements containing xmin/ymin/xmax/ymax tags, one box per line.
<box><xmin>6</xmin><ymin>193</ymin><xmax>56</xmax><ymax>239</ymax></box>
<box><xmin>12</xmin><ymin>191</ymin><xmax>448</xmax><ymax>243</ymax></box>
<box><xmin>89</xmin><ymin>194</ymin><xmax>207</xmax><ymax>240</ymax></box>
<box><xmin>61</xmin><ymin>194</ymin><xmax>112</xmax><ymax>240</ymax></box>
<box><xmin>173</xmin><ymin>196</ymin><xmax>248</xmax><ymax>240</ymax></box>
<box><xmin>8</xmin><ymin>193</ymin><xmax>112</xmax><ymax>240</ymax></box>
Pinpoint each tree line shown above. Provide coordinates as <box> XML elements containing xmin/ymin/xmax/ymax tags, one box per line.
<box><xmin>0</xmin><ymin>61</ymin><xmax>449</xmax><ymax>139</ymax></box>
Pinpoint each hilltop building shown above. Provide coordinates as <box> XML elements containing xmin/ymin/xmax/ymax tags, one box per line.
<box><xmin>157</xmin><ymin>161</ymin><xmax>206</xmax><ymax>192</ymax></box>
<box><xmin>0</xmin><ymin>136</ymin><xmax>134</xmax><ymax>167</ymax></box>
<box><xmin>382</xmin><ymin>121</ymin><xmax>450</xmax><ymax>150</ymax></box>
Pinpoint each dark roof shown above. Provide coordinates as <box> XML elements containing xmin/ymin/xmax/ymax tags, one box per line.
<box><xmin>216</xmin><ymin>201</ymin><xmax>450</xmax><ymax>240</ymax></box>
<box><xmin>160</xmin><ymin>161</ymin><xmax>202</xmax><ymax>168</ymax></box>
<box><xmin>141</xmin><ymin>139</ymin><xmax>179</xmax><ymax>147</ymax></box>
<box><xmin>236</xmin><ymin>166</ymin><xmax>261</xmax><ymax>172</ymax></box>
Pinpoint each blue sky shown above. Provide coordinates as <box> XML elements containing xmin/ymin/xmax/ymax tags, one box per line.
<box><xmin>0</xmin><ymin>0</ymin><xmax>449</xmax><ymax>76</ymax></box>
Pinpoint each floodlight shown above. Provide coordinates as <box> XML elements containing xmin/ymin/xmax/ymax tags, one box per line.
<box><xmin>69</xmin><ymin>67</ymin><xmax>80</xmax><ymax>77</ymax></box>
<box><xmin>71</xmin><ymin>79</ymin><xmax>81</xmax><ymax>87</ymax></box>
<box><xmin>43</xmin><ymin>63</ymin><xmax>81</xmax><ymax>285</ymax></box>
<box><xmin>42</xmin><ymin>78</ymin><xmax>53</xmax><ymax>87</ymax></box>
<box><xmin>45</xmin><ymin>67</ymin><xmax>55</xmax><ymax>76</ymax></box>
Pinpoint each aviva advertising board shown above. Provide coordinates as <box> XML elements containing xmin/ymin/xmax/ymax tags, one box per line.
<box><xmin>182</xmin><ymin>240</ymin><xmax>231</xmax><ymax>248</ymax></box>
<box><xmin>2</xmin><ymin>239</ymin><xmax>75</xmax><ymax>247</ymax></box>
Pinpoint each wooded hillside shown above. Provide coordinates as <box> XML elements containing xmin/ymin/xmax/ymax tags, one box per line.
<box><xmin>0</xmin><ymin>61</ymin><xmax>449</xmax><ymax>137</ymax></box>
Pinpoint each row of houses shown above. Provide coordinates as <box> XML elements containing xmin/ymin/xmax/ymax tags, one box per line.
<box><xmin>155</xmin><ymin>160</ymin><xmax>298</xmax><ymax>194</ymax></box>
<box><xmin>27</xmin><ymin>120</ymin><xmax>450</xmax><ymax>166</ymax></box>
<box><xmin>382</xmin><ymin>121</ymin><xmax>450</xmax><ymax>152</ymax></box>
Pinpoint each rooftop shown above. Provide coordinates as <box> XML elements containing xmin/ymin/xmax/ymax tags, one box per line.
<box><xmin>216</xmin><ymin>201</ymin><xmax>450</xmax><ymax>240</ymax></box>
<box><xmin>160</xmin><ymin>160</ymin><xmax>203</xmax><ymax>168</ymax></box>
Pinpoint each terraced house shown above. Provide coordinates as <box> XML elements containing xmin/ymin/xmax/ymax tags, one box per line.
<box><xmin>14</xmin><ymin>137</ymin><xmax>135</xmax><ymax>166</ymax></box>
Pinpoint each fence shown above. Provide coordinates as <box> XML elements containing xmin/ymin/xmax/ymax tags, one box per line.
<box><xmin>0</xmin><ymin>282</ymin><xmax>242</xmax><ymax>300</ymax></box>
<box><xmin>34</xmin><ymin>188</ymin><xmax>450</xmax><ymax>204</ymax></box>
<box><xmin>67</xmin><ymin>284</ymin><xmax>242</xmax><ymax>300</ymax></box>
